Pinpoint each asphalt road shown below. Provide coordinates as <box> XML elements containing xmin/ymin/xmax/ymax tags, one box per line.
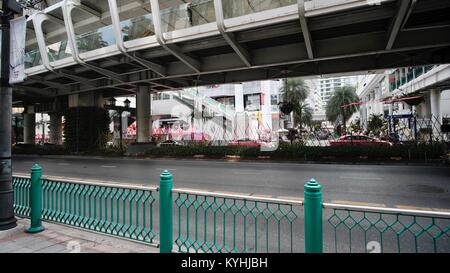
<box><xmin>12</xmin><ymin>155</ymin><xmax>450</xmax><ymax>210</ymax></box>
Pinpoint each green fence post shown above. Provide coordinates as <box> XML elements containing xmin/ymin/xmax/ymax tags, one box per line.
<box><xmin>27</xmin><ymin>164</ymin><xmax>44</xmax><ymax>233</ymax></box>
<box><xmin>304</xmin><ymin>178</ymin><xmax>323</xmax><ymax>253</ymax></box>
<box><xmin>159</xmin><ymin>170</ymin><xmax>173</xmax><ymax>253</ymax></box>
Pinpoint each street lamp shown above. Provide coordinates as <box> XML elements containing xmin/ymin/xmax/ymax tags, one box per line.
<box><xmin>108</xmin><ymin>97</ymin><xmax>116</xmax><ymax>107</ymax></box>
<box><xmin>104</xmin><ymin>97</ymin><xmax>134</xmax><ymax>150</ymax></box>
<box><xmin>124</xmin><ymin>98</ymin><xmax>131</xmax><ymax>109</ymax></box>
<box><xmin>0</xmin><ymin>0</ymin><xmax>23</xmax><ymax>231</ymax></box>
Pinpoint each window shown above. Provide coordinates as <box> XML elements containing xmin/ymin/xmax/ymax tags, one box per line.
<box><xmin>244</xmin><ymin>94</ymin><xmax>261</xmax><ymax>111</ymax></box>
<box><xmin>270</xmin><ymin>95</ymin><xmax>278</xmax><ymax>105</ymax></box>
<box><xmin>216</xmin><ymin>96</ymin><xmax>235</xmax><ymax>109</ymax></box>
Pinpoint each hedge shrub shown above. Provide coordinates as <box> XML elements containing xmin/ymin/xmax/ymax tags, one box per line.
<box><xmin>63</xmin><ymin>107</ymin><xmax>110</xmax><ymax>152</ymax></box>
<box><xmin>144</xmin><ymin>142</ymin><xmax>447</xmax><ymax>162</ymax></box>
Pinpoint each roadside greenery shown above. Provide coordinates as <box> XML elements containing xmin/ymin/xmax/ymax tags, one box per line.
<box><xmin>63</xmin><ymin>107</ymin><xmax>110</xmax><ymax>152</ymax></box>
<box><xmin>13</xmin><ymin>141</ymin><xmax>447</xmax><ymax>163</ymax></box>
<box><xmin>142</xmin><ymin>142</ymin><xmax>447</xmax><ymax>162</ymax></box>
<box><xmin>367</xmin><ymin>114</ymin><xmax>386</xmax><ymax>136</ymax></box>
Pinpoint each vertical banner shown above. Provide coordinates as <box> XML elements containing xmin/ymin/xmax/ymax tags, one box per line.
<box><xmin>9</xmin><ymin>16</ymin><xmax>27</xmax><ymax>85</ymax></box>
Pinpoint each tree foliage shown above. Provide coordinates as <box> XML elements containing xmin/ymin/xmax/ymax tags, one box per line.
<box><xmin>279</xmin><ymin>78</ymin><xmax>311</xmax><ymax>129</ymax></box>
<box><xmin>326</xmin><ymin>86</ymin><xmax>360</xmax><ymax>134</ymax></box>
<box><xmin>294</xmin><ymin>103</ymin><xmax>313</xmax><ymax>128</ymax></box>
<box><xmin>349</xmin><ymin>117</ymin><xmax>362</xmax><ymax>133</ymax></box>
<box><xmin>63</xmin><ymin>107</ymin><xmax>110</xmax><ymax>152</ymax></box>
<box><xmin>367</xmin><ymin>114</ymin><xmax>385</xmax><ymax>136</ymax></box>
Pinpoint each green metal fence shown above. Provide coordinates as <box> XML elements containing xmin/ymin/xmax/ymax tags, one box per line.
<box><xmin>12</xmin><ymin>167</ymin><xmax>450</xmax><ymax>253</ymax></box>
<box><xmin>12</xmin><ymin>176</ymin><xmax>31</xmax><ymax>218</ymax></box>
<box><xmin>172</xmin><ymin>189</ymin><xmax>302</xmax><ymax>253</ymax></box>
<box><xmin>324</xmin><ymin>203</ymin><xmax>450</xmax><ymax>253</ymax></box>
<box><xmin>13</xmin><ymin>174</ymin><xmax>159</xmax><ymax>245</ymax></box>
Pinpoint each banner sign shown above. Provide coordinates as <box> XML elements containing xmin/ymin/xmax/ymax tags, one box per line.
<box><xmin>9</xmin><ymin>16</ymin><xmax>27</xmax><ymax>85</ymax></box>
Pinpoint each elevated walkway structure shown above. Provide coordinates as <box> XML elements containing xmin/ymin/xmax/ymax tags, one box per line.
<box><xmin>14</xmin><ymin>0</ymin><xmax>450</xmax><ymax>104</ymax></box>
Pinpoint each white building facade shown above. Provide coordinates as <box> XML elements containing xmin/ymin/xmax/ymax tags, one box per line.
<box><xmin>357</xmin><ymin>65</ymin><xmax>450</xmax><ymax>139</ymax></box>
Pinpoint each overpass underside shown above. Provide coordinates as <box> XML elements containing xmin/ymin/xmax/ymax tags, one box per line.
<box><xmin>14</xmin><ymin>0</ymin><xmax>450</xmax><ymax>104</ymax></box>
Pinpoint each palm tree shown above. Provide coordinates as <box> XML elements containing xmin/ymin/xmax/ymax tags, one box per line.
<box><xmin>280</xmin><ymin>78</ymin><xmax>310</xmax><ymax>129</ymax></box>
<box><xmin>326</xmin><ymin>85</ymin><xmax>360</xmax><ymax>135</ymax></box>
<box><xmin>294</xmin><ymin>102</ymin><xmax>313</xmax><ymax>129</ymax></box>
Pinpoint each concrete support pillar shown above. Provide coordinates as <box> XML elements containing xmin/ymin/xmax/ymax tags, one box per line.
<box><xmin>193</xmin><ymin>91</ymin><xmax>203</xmax><ymax>133</ymax></box>
<box><xmin>23</xmin><ymin>105</ymin><xmax>36</xmax><ymax>144</ymax></box>
<box><xmin>430</xmin><ymin>89</ymin><xmax>441</xmax><ymax>136</ymax></box>
<box><xmin>68</xmin><ymin>91</ymin><xmax>104</xmax><ymax>108</ymax></box>
<box><xmin>136</xmin><ymin>86</ymin><xmax>151</xmax><ymax>143</ymax></box>
<box><xmin>430</xmin><ymin>89</ymin><xmax>441</xmax><ymax>121</ymax></box>
<box><xmin>49</xmin><ymin>113</ymin><xmax>63</xmax><ymax>145</ymax></box>
<box><xmin>261</xmin><ymin>81</ymin><xmax>273</xmax><ymax>133</ymax></box>
<box><xmin>234</xmin><ymin>84</ymin><xmax>247</xmax><ymax>139</ymax></box>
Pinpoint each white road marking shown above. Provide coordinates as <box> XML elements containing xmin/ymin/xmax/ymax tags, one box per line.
<box><xmin>340</xmin><ymin>176</ymin><xmax>382</xmax><ymax>181</ymax></box>
<box><xmin>332</xmin><ymin>200</ymin><xmax>386</xmax><ymax>207</ymax></box>
<box><xmin>101</xmin><ymin>165</ymin><xmax>116</xmax><ymax>168</ymax></box>
<box><xmin>395</xmin><ymin>205</ymin><xmax>434</xmax><ymax>211</ymax></box>
<box><xmin>233</xmin><ymin>172</ymin><xmax>262</xmax><ymax>175</ymax></box>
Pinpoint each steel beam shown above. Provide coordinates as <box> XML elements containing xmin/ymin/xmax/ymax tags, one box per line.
<box><xmin>76</xmin><ymin>1</ymin><xmax>102</xmax><ymax>18</ymax></box>
<box><xmin>108</xmin><ymin>0</ymin><xmax>167</xmax><ymax>77</ymax></box>
<box><xmin>29</xmin><ymin>23</ymin><xmax>450</xmax><ymax>85</ymax></box>
<box><xmin>150</xmin><ymin>0</ymin><xmax>201</xmax><ymax>73</ymax></box>
<box><xmin>45</xmin><ymin>13</ymin><xmax>65</xmax><ymax>26</ymax></box>
<box><xmin>61</xmin><ymin>0</ymin><xmax>126</xmax><ymax>82</ymax></box>
<box><xmin>298</xmin><ymin>0</ymin><xmax>314</xmax><ymax>59</ymax></box>
<box><xmin>386</xmin><ymin>0</ymin><xmax>412</xmax><ymax>50</ymax></box>
<box><xmin>213</xmin><ymin>0</ymin><xmax>251</xmax><ymax>67</ymax></box>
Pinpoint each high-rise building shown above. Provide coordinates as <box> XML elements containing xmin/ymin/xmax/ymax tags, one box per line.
<box><xmin>304</xmin><ymin>78</ymin><xmax>323</xmax><ymax>113</ymax></box>
<box><xmin>317</xmin><ymin>75</ymin><xmax>361</xmax><ymax>108</ymax></box>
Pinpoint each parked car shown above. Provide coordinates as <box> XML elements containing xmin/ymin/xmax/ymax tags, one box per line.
<box><xmin>158</xmin><ymin>140</ymin><xmax>183</xmax><ymax>147</ymax></box>
<box><xmin>329</xmin><ymin>135</ymin><xmax>393</xmax><ymax>147</ymax></box>
<box><xmin>228</xmin><ymin>139</ymin><xmax>261</xmax><ymax>148</ymax></box>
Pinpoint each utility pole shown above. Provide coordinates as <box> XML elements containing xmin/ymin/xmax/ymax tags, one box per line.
<box><xmin>0</xmin><ymin>0</ymin><xmax>22</xmax><ymax>230</ymax></box>
<box><xmin>40</xmin><ymin>113</ymin><xmax>45</xmax><ymax>144</ymax></box>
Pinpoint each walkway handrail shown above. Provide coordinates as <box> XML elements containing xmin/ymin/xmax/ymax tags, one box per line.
<box><xmin>173</xmin><ymin>188</ymin><xmax>303</xmax><ymax>206</ymax></box>
<box><xmin>323</xmin><ymin>202</ymin><xmax>450</xmax><ymax>218</ymax></box>
<box><xmin>13</xmin><ymin>173</ymin><xmax>158</xmax><ymax>192</ymax></box>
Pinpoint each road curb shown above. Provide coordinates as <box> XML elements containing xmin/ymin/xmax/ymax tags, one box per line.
<box><xmin>12</xmin><ymin>154</ymin><xmax>449</xmax><ymax>167</ymax></box>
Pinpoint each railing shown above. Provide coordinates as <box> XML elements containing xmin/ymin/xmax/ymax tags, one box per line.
<box><xmin>13</xmin><ymin>166</ymin><xmax>158</xmax><ymax>245</ymax></box>
<box><xmin>389</xmin><ymin>65</ymin><xmax>436</xmax><ymax>92</ymax></box>
<box><xmin>175</xmin><ymin>88</ymin><xmax>236</xmax><ymax>121</ymax></box>
<box><xmin>12</xmin><ymin>166</ymin><xmax>450</xmax><ymax>253</ymax></box>
<box><xmin>12</xmin><ymin>176</ymin><xmax>31</xmax><ymax>217</ymax></box>
<box><xmin>323</xmin><ymin>203</ymin><xmax>450</xmax><ymax>253</ymax></box>
<box><xmin>173</xmin><ymin>188</ymin><xmax>302</xmax><ymax>253</ymax></box>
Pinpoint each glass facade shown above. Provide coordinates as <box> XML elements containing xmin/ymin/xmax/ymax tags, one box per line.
<box><xmin>120</xmin><ymin>14</ymin><xmax>155</xmax><ymax>41</ymax></box>
<box><xmin>76</xmin><ymin>25</ymin><xmax>116</xmax><ymax>53</ymax></box>
<box><xmin>158</xmin><ymin>0</ymin><xmax>216</xmax><ymax>32</ymax></box>
<box><xmin>388</xmin><ymin>65</ymin><xmax>436</xmax><ymax>92</ymax></box>
<box><xmin>42</xmin><ymin>20</ymin><xmax>72</xmax><ymax>62</ymax></box>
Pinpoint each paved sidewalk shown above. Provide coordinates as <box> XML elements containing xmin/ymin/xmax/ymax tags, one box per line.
<box><xmin>0</xmin><ymin>218</ymin><xmax>159</xmax><ymax>253</ymax></box>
